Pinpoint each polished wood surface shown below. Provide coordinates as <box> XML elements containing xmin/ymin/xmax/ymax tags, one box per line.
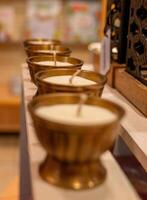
<box><xmin>0</xmin><ymin>176</ymin><xmax>19</xmax><ymax>200</ymax></box>
<box><xmin>115</xmin><ymin>68</ymin><xmax>147</xmax><ymax>117</ymax></box>
<box><xmin>107</xmin><ymin>63</ymin><xmax>125</xmax><ymax>87</ymax></box>
<box><xmin>0</xmin><ymin>85</ymin><xmax>20</xmax><ymax>132</ymax></box>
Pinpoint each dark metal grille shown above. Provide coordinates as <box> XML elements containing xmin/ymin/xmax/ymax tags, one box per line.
<box><xmin>126</xmin><ymin>0</ymin><xmax>147</xmax><ymax>86</ymax></box>
<box><xmin>105</xmin><ymin>0</ymin><xmax>130</xmax><ymax>63</ymax></box>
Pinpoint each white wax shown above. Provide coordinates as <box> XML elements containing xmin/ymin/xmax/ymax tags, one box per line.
<box><xmin>44</xmin><ymin>75</ymin><xmax>96</xmax><ymax>86</ymax></box>
<box><xmin>36</xmin><ymin>50</ymin><xmax>60</xmax><ymax>53</ymax></box>
<box><xmin>35</xmin><ymin>104</ymin><xmax>117</xmax><ymax>126</ymax></box>
<box><xmin>35</xmin><ymin>61</ymin><xmax>73</xmax><ymax>67</ymax></box>
<box><xmin>30</xmin><ymin>41</ymin><xmax>54</xmax><ymax>45</ymax></box>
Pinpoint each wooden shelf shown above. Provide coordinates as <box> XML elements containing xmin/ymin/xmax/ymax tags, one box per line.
<box><xmin>0</xmin><ymin>84</ymin><xmax>20</xmax><ymax>132</ymax></box>
<box><xmin>20</xmin><ymin>64</ymin><xmax>140</xmax><ymax>200</ymax></box>
<box><xmin>102</xmin><ymin>85</ymin><xmax>147</xmax><ymax>172</ymax></box>
<box><xmin>0</xmin><ymin>0</ymin><xmax>27</xmax><ymax>4</ymax></box>
<box><xmin>0</xmin><ymin>41</ymin><xmax>22</xmax><ymax>48</ymax></box>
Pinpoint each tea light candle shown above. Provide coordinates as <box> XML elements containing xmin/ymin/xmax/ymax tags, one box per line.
<box><xmin>35</xmin><ymin>61</ymin><xmax>73</xmax><ymax>67</ymax></box>
<box><xmin>43</xmin><ymin>75</ymin><xmax>97</xmax><ymax>86</ymax></box>
<box><xmin>36</xmin><ymin>50</ymin><xmax>60</xmax><ymax>53</ymax></box>
<box><xmin>35</xmin><ymin>104</ymin><xmax>117</xmax><ymax>126</ymax></box>
<box><xmin>30</xmin><ymin>41</ymin><xmax>55</xmax><ymax>45</ymax></box>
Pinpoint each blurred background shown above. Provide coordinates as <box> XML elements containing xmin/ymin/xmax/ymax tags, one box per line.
<box><xmin>0</xmin><ymin>0</ymin><xmax>104</xmax><ymax>199</ymax></box>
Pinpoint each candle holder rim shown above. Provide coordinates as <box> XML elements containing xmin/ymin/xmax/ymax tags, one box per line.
<box><xmin>25</xmin><ymin>45</ymin><xmax>72</xmax><ymax>54</ymax></box>
<box><xmin>23</xmin><ymin>38</ymin><xmax>61</xmax><ymax>47</ymax></box>
<box><xmin>28</xmin><ymin>93</ymin><xmax>125</xmax><ymax>129</ymax></box>
<box><xmin>35</xmin><ymin>69</ymin><xmax>107</xmax><ymax>88</ymax></box>
<box><xmin>27</xmin><ymin>56</ymin><xmax>84</xmax><ymax>67</ymax></box>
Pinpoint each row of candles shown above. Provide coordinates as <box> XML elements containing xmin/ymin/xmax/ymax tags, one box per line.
<box><xmin>24</xmin><ymin>38</ymin><xmax>125</xmax><ymax>190</ymax></box>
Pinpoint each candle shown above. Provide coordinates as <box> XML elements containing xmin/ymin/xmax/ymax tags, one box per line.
<box><xmin>35</xmin><ymin>104</ymin><xmax>117</xmax><ymax>126</ymax></box>
<box><xmin>30</xmin><ymin>41</ymin><xmax>55</xmax><ymax>45</ymax></box>
<box><xmin>29</xmin><ymin>93</ymin><xmax>124</xmax><ymax>190</ymax></box>
<box><xmin>36</xmin><ymin>50</ymin><xmax>61</xmax><ymax>53</ymax></box>
<box><xmin>43</xmin><ymin>75</ymin><xmax>97</xmax><ymax>86</ymax></box>
<box><xmin>35</xmin><ymin>61</ymin><xmax>73</xmax><ymax>66</ymax></box>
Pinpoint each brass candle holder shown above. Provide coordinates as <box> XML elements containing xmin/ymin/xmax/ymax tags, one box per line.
<box><xmin>28</xmin><ymin>93</ymin><xmax>125</xmax><ymax>190</ymax></box>
<box><xmin>25</xmin><ymin>45</ymin><xmax>72</xmax><ymax>58</ymax></box>
<box><xmin>23</xmin><ymin>38</ymin><xmax>61</xmax><ymax>48</ymax></box>
<box><xmin>35</xmin><ymin>69</ymin><xmax>107</xmax><ymax>97</ymax></box>
<box><xmin>27</xmin><ymin>56</ymin><xmax>83</xmax><ymax>83</ymax></box>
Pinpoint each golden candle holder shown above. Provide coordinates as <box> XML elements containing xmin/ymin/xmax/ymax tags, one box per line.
<box><xmin>28</xmin><ymin>93</ymin><xmax>125</xmax><ymax>190</ymax></box>
<box><xmin>35</xmin><ymin>69</ymin><xmax>107</xmax><ymax>97</ymax></box>
<box><xmin>25</xmin><ymin>45</ymin><xmax>72</xmax><ymax>57</ymax></box>
<box><xmin>27</xmin><ymin>56</ymin><xmax>83</xmax><ymax>83</ymax></box>
<box><xmin>23</xmin><ymin>38</ymin><xmax>61</xmax><ymax>48</ymax></box>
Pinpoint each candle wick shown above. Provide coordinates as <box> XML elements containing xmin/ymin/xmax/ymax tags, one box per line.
<box><xmin>77</xmin><ymin>94</ymin><xmax>87</xmax><ymax>117</ymax></box>
<box><xmin>69</xmin><ymin>70</ymin><xmax>81</xmax><ymax>84</ymax></box>
<box><xmin>51</xmin><ymin>44</ymin><xmax>54</xmax><ymax>51</ymax></box>
<box><xmin>53</xmin><ymin>50</ymin><xmax>57</xmax><ymax>66</ymax></box>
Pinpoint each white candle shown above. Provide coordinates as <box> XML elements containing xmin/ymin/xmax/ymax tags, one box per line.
<box><xmin>35</xmin><ymin>61</ymin><xmax>73</xmax><ymax>67</ymax></box>
<box><xmin>36</xmin><ymin>50</ymin><xmax>60</xmax><ymax>53</ymax></box>
<box><xmin>30</xmin><ymin>41</ymin><xmax>55</xmax><ymax>45</ymax></box>
<box><xmin>44</xmin><ymin>75</ymin><xmax>97</xmax><ymax>86</ymax></box>
<box><xmin>35</xmin><ymin>104</ymin><xmax>117</xmax><ymax>126</ymax></box>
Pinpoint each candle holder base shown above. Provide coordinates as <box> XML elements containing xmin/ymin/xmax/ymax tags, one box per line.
<box><xmin>39</xmin><ymin>155</ymin><xmax>106</xmax><ymax>190</ymax></box>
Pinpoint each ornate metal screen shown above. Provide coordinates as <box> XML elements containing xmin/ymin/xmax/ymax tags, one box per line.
<box><xmin>105</xmin><ymin>0</ymin><xmax>130</xmax><ymax>63</ymax></box>
<box><xmin>126</xmin><ymin>0</ymin><xmax>147</xmax><ymax>85</ymax></box>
